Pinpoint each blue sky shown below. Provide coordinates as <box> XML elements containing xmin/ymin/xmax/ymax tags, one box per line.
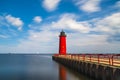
<box><xmin>0</xmin><ymin>0</ymin><xmax>120</xmax><ymax>53</ymax></box>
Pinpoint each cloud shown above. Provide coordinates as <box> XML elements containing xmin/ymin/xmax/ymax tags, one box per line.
<box><xmin>12</xmin><ymin>12</ymin><xmax>120</xmax><ymax>53</ymax></box>
<box><xmin>0</xmin><ymin>15</ymin><xmax>9</xmax><ymax>27</ymax></box>
<box><xmin>0</xmin><ymin>34</ymin><xmax>9</xmax><ymax>38</ymax></box>
<box><xmin>15</xmin><ymin>30</ymin><xmax>59</xmax><ymax>53</ymax></box>
<box><xmin>115</xmin><ymin>1</ymin><xmax>120</xmax><ymax>8</ymax></box>
<box><xmin>42</xmin><ymin>0</ymin><xmax>61</xmax><ymax>11</ymax></box>
<box><xmin>33</xmin><ymin>16</ymin><xmax>42</xmax><ymax>23</ymax></box>
<box><xmin>5</xmin><ymin>15</ymin><xmax>24</xmax><ymax>30</ymax></box>
<box><xmin>28</xmin><ymin>16</ymin><xmax>42</xmax><ymax>30</ymax></box>
<box><xmin>14</xmin><ymin>30</ymin><xmax>120</xmax><ymax>53</ymax></box>
<box><xmin>93</xmin><ymin>12</ymin><xmax>120</xmax><ymax>35</ymax></box>
<box><xmin>67</xmin><ymin>33</ymin><xmax>120</xmax><ymax>53</ymax></box>
<box><xmin>108</xmin><ymin>33</ymin><xmax>120</xmax><ymax>42</ymax></box>
<box><xmin>1</xmin><ymin>12</ymin><xmax>120</xmax><ymax>53</ymax></box>
<box><xmin>75</xmin><ymin>0</ymin><xmax>101</xmax><ymax>13</ymax></box>
<box><xmin>51</xmin><ymin>13</ymin><xmax>91</xmax><ymax>33</ymax></box>
<box><xmin>0</xmin><ymin>14</ymin><xmax>24</xmax><ymax>38</ymax></box>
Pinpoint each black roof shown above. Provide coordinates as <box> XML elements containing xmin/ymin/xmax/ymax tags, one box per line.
<box><xmin>59</xmin><ymin>30</ymin><xmax>66</xmax><ymax>37</ymax></box>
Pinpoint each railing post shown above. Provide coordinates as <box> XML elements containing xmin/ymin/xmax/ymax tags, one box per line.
<box><xmin>109</xmin><ymin>55</ymin><xmax>110</xmax><ymax>65</ymax></box>
<box><xmin>83</xmin><ymin>54</ymin><xmax>85</xmax><ymax>61</ymax></box>
<box><xmin>98</xmin><ymin>54</ymin><xmax>100</xmax><ymax>64</ymax></box>
<box><xmin>71</xmin><ymin>55</ymin><xmax>72</xmax><ymax>60</ymax></box>
<box><xmin>111</xmin><ymin>55</ymin><xmax>113</xmax><ymax>66</ymax></box>
<box><xmin>78</xmin><ymin>55</ymin><xmax>80</xmax><ymax>61</ymax></box>
<box><xmin>90</xmin><ymin>55</ymin><xmax>91</xmax><ymax>62</ymax></box>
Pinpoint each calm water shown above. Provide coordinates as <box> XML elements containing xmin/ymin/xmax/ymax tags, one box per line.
<box><xmin>0</xmin><ymin>54</ymin><xmax>94</xmax><ymax>80</ymax></box>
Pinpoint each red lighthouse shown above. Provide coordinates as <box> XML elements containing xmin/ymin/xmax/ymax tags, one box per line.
<box><xmin>59</xmin><ymin>30</ymin><xmax>67</xmax><ymax>55</ymax></box>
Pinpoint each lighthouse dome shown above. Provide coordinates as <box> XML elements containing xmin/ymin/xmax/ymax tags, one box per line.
<box><xmin>60</xmin><ymin>30</ymin><xmax>66</xmax><ymax>37</ymax></box>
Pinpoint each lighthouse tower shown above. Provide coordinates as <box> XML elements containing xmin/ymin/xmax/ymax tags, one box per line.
<box><xmin>59</xmin><ymin>30</ymin><xmax>67</xmax><ymax>55</ymax></box>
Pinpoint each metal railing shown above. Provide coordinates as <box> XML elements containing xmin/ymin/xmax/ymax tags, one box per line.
<box><xmin>54</xmin><ymin>54</ymin><xmax>120</xmax><ymax>67</ymax></box>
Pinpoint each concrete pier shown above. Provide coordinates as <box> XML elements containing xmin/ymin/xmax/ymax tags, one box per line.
<box><xmin>52</xmin><ymin>54</ymin><xmax>120</xmax><ymax>80</ymax></box>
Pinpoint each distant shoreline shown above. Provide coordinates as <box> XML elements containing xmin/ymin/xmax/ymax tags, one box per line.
<box><xmin>0</xmin><ymin>53</ymin><xmax>55</xmax><ymax>55</ymax></box>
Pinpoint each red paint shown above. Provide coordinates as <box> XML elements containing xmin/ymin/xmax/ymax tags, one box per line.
<box><xmin>59</xmin><ymin>30</ymin><xmax>67</xmax><ymax>55</ymax></box>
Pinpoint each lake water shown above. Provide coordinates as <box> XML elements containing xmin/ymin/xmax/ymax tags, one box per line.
<box><xmin>0</xmin><ymin>54</ymin><xmax>94</xmax><ymax>80</ymax></box>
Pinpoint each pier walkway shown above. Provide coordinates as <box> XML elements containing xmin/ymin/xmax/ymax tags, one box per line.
<box><xmin>53</xmin><ymin>54</ymin><xmax>120</xmax><ymax>80</ymax></box>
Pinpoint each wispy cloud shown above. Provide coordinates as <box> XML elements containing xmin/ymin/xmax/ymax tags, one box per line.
<box><xmin>0</xmin><ymin>15</ymin><xmax>9</xmax><ymax>27</ymax></box>
<box><xmin>5</xmin><ymin>15</ymin><xmax>24</xmax><ymax>30</ymax></box>
<box><xmin>11</xmin><ymin>12</ymin><xmax>120</xmax><ymax>53</ymax></box>
<box><xmin>42</xmin><ymin>0</ymin><xmax>61</xmax><ymax>11</ymax></box>
<box><xmin>92</xmin><ymin>12</ymin><xmax>120</xmax><ymax>42</ymax></box>
<box><xmin>93</xmin><ymin>12</ymin><xmax>120</xmax><ymax>35</ymax></box>
<box><xmin>75</xmin><ymin>0</ymin><xmax>101</xmax><ymax>13</ymax></box>
<box><xmin>0</xmin><ymin>0</ymin><xmax>119</xmax><ymax>53</ymax></box>
<box><xmin>33</xmin><ymin>16</ymin><xmax>42</xmax><ymax>23</ymax></box>
<box><xmin>0</xmin><ymin>34</ymin><xmax>9</xmax><ymax>38</ymax></box>
<box><xmin>115</xmin><ymin>1</ymin><xmax>120</xmax><ymax>8</ymax></box>
<box><xmin>15</xmin><ymin>30</ymin><xmax>58</xmax><ymax>53</ymax></box>
<box><xmin>51</xmin><ymin>13</ymin><xmax>91</xmax><ymax>33</ymax></box>
<box><xmin>0</xmin><ymin>14</ymin><xmax>24</xmax><ymax>39</ymax></box>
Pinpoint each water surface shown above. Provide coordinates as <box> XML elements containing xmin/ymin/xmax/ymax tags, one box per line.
<box><xmin>0</xmin><ymin>54</ymin><xmax>94</xmax><ymax>80</ymax></box>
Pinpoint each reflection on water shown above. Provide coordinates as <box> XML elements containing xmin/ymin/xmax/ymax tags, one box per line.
<box><xmin>58</xmin><ymin>64</ymin><xmax>94</xmax><ymax>80</ymax></box>
<box><xmin>59</xmin><ymin>65</ymin><xmax>66</xmax><ymax>80</ymax></box>
<box><xmin>0</xmin><ymin>54</ymin><xmax>94</xmax><ymax>80</ymax></box>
